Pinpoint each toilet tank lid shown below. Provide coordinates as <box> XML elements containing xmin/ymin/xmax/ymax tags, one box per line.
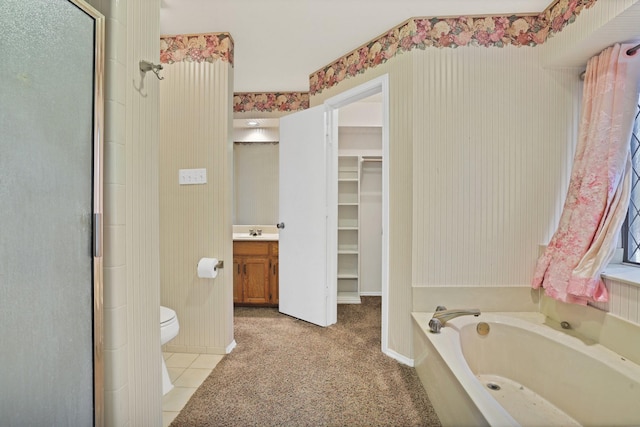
<box><xmin>160</xmin><ymin>306</ymin><xmax>177</xmax><ymax>324</ymax></box>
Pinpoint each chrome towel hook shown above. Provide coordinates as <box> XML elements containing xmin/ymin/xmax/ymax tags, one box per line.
<box><xmin>139</xmin><ymin>60</ymin><xmax>164</xmax><ymax>80</ymax></box>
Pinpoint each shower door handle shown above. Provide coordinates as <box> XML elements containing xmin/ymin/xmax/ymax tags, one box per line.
<box><xmin>93</xmin><ymin>213</ymin><xmax>102</xmax><ymax>257</ymax></box>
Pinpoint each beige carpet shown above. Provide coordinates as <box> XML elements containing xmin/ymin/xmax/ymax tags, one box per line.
<box><xmin>170</xmin><ymin>297</ymin><xmax>441</xmax><ymax>426</ymax></box>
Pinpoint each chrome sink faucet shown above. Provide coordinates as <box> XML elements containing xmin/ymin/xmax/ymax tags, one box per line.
<box><xmin>428</xmin><ymin>306</ymin><xmax>480</xmax><ymax>333</ymax></box>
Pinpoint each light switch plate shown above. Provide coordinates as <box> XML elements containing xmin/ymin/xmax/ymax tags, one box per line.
<box><xmin>179</xmin><ymin>168</ymin><xmax>207</xmax><ymax>185</ymax></box>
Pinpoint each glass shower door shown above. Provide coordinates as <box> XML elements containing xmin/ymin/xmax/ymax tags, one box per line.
<box><xmin>0</xmin><ymin>1</ymin><xmax>104</xmax><ymax>425</ymax></box>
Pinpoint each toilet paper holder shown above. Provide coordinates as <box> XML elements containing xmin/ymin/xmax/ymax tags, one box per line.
<box><xmin>195</xmin><ymin>260</ymin><xmax>224</xmax><ymax>269</ymax></box>
<box><xmin>196</xmin><ymin>258</ymin><xmax>224</xmax><ymax>279</ymax></box>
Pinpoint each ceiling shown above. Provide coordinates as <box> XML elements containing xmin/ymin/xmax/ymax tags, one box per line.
<box><xmin>160</xmin><ymin>0</ymin><xmax>553</xmax><ymax>93</ymax></box>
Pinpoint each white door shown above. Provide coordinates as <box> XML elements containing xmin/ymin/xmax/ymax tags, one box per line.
<box><xmin>278</xmin><ymin>105</ymin><xmax>335</xmax><ymax>327</ymax></box>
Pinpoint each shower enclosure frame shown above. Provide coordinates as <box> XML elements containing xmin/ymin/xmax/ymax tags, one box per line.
<box><xmin>69</xmin><ymin>1</ymin><xmax>106</xmax><ymax>424</ymax></box>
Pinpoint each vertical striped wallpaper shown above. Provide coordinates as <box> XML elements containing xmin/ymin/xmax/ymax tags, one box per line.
<box><xmin>159</xmin><ymin>60</ymin><xmax>234</xmax><ymax>355</ymax></box>
<box><xmin>88</xmin><ymin>0</ymin><xmax>164</xmax><ymax>424</ymax></box>
<box><xmin>125</xmin><ymin>0</ymin><xmax>162</xmax><ymax>424</ymax></box>
<box><xmin>594</xmin><ymin>279</ymin><xmax>640</xmax><ymax>324</ymax></box>
<box><xmin>412</xmin><ymin>45</ymin><xmax>579</xmax><ymax>288</ymax></box>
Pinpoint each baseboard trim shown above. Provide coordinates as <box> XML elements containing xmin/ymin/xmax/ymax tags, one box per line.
<box><xmin>384</xmin><ymin>347</ymin><xmax>414</xmax><ymax>367</ymax></box>
<box><xmin>226</xmin><ymin>339</ymin><xmax>237</xmax><ymax>354</ymax></box>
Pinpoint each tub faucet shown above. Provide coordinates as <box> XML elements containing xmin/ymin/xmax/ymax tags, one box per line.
<box><xmin>428</xmin><ymin>306</ymin><xmax>481</xmax><ymax>333</ymax></box>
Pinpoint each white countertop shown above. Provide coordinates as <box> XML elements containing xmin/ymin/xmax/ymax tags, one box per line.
<box><xmin>233</xmin><ymin>233</ymin><xmax>279</xmax><ymax>241</ymax></box>
<box><xmin>232</xmin><ymin>225</ymin><xmax>279</xmax><ymax>241</ymax></box>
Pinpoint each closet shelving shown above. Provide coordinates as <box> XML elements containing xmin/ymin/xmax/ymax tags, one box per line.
<box><xmin>337</xmin><ymin>155</ymin><xmax>361</xmax><ymax>304</ymax></box>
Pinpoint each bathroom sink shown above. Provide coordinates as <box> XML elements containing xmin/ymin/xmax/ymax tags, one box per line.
<box><xmin>232</xmin><ymin>225</ymin><xmax>279</xmax><ymax>241</ymax></box>
<box><xmin>233</xmin><ymin>233</ymin><xmax>279</xmax><ymax>241</ymax></box>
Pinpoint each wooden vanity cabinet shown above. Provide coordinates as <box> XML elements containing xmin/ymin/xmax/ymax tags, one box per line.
<box><xmin>270</xmin><ymin>243</ymin><xmax>279</xmax><ymax>305</ymax></box>
<box><xmin>233</xmin><ymin>241</ymin><xmax>279</xmax><ymax>306</ymax></box>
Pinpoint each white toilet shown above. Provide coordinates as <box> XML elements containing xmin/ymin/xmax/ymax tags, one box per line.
<box><xmin>160</xmin><ymin>306</ymin><xmax>180</xmax><ymax>395</ymax></box>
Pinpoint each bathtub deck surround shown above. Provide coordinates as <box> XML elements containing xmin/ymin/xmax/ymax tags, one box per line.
<box><xmin>412</xmin><ymin>286</ymin><xmax>541</xmax><ymax>314</ymax></box>
<box><xmin>412</xmin><ymin>309</ymin><xmax>640</xmax><ymax>426</ymax></box>
<box><xmin>540</xmin><ymin>295</ymin><xmax>640</xmax><ymax>366</ymax></box>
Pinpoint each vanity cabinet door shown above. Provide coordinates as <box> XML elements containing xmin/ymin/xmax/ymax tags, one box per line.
<box><xmin>270</xmin><ymin>257</ymin><xmax>279</xmax><ymax>305</ymax></box>
<box><xmin>233</xmin><ymin>241</ymin><xmax>279</xmax><ymax>306</ymax></box>
<box><xmin>243</xmin><ymin>257</ymin><xmax>270</xmax><ymax>304</ymax></box>
<box><xmin>233</xmin><ymin>258</ymin><xmax>243</xmax><ymax>303</ymax></box>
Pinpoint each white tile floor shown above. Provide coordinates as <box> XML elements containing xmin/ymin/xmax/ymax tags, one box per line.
<box><xmin>162</xmin><ymin>352</ymin><xmax>224</xmax><ymax>427</ymax></box>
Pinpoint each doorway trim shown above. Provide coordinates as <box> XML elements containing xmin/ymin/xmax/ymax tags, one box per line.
<box><xmin>324</xmin><ymin>75</ymin><xmax>390</xmax><ymax>355</ymax></box>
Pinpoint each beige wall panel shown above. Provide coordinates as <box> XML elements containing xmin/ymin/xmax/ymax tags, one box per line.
<box><xmin>125</xmin><ymin>0</ymin><xmax>162</xmax><ymax>423</ymax></box>
<box><xmin>88</xmin><ymin>0</ymin><xmax>164</xmax><ymax>424</ymax></box>
<box><xmin>159</xmin><ymin>60</ymin><xmax>234</xmax><ymax>355</ymax></box>
<box><xmin>412</xmin><ymin>46</ymin><xmax>579</xmax><ymax>289</ymax></box>
<box><xmin>593</xmin><ymin>279</ymin><xmax>640</xmax><ymax>324</ymax></box>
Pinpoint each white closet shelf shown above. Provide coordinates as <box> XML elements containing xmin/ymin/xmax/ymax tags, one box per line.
<box><xmin>337</xmin><ymin>291</ymin><xmax>361</xmax><ymax>304</ymax></box>
<box><xmin>337</xmin><ymin>154</ymin><xmax>361</xmax><ymax>304</ymax></box>
<box><xmin>338</xmin><ymin>249</ymin><xmax>358</xmax><ymax>254</ymax></box>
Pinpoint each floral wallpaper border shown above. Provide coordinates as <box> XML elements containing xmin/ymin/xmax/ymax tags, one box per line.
<box><xmin>160</xmin><ymin>33</ymin><xmax>234</xmax><ymax>65</ymax></box>
<box><xmin>233</xmin><ymin>92</ymin><xmax>310</xmax><ymax>113</ymax></box>
<box><xmin>160</xmin><ymin>0</ymin><xmax>599</xmax><ymax>110</ymax></box>
<box><xmin>310</xmin><ymin>0</ymin><xmax>599</xmax><ymax>95</ymax></box>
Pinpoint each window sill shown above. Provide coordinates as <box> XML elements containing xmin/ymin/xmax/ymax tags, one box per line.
<box><xmin>601</xmin><ymin>263</ymin><xmax>640</xmax><ymax>288</ymax></box>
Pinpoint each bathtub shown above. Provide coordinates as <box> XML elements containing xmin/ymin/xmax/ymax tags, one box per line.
<box><xmin>412</xmin><ymin>311</ymin><xmax>640</xmax><ymax>427</ymax></box>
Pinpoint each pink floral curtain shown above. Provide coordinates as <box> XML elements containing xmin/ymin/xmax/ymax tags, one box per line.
<box><xmin>532</xmin><ymin>43</ymin><xmax>640</xmax><ymax>305</ymax></box>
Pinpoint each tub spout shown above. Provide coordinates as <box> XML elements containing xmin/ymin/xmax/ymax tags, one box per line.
<box><xmin>428</xmin><ymin>308</ymin><xmax>481</xmax><ymax>333</ymax></box>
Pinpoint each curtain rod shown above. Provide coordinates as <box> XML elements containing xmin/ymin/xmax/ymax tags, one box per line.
<box><xmin>579</xmin><ymin>43</ymin><xmax>640</xmax><ymax>80</ymax></box>
<box><xmin>628</xmin><ymin>42</ymin><xmax>640</xmax><ymax>56</ymax></box>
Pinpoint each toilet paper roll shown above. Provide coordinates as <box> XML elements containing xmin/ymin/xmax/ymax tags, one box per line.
<box><xmin>197</xmin><ymin>257</ymin><xmax>219</xmax><ymax>279</ymax></box>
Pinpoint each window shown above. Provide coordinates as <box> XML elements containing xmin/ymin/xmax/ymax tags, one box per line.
<box><xmin>622</xmin><ymin>94</ymin><xmax>640</xmax><ymax>264</ymax></box>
